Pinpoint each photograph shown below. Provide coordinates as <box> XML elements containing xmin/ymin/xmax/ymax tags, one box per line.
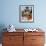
<box><xmin>0</xmin><ymin>0</ymin><xmax>45</xmax><ymax>46</ymax></box>
<box><xmin>19</xmin><ymin>5</ymin><xmax>34</xmax><ymax>23</ymax></box>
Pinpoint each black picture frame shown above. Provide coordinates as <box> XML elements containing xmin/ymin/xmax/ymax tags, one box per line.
<box><xmin>19</xmin><ymin>5</ymin><xmax>34</xmax><ymax>23</ymax></box>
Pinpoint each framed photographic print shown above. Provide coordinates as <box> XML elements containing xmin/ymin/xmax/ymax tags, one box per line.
<box><xmin>19</xmin><ymin>5</ymin><xmax>34</xmax><ymax>23</ymax></box>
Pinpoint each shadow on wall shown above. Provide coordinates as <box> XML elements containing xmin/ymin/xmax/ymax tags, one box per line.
<box><xmin>0</xmin><ymin>24</ymin><xmax>7</xmax><ymax>43</ymax></box>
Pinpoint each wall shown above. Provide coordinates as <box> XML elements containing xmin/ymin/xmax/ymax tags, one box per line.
<box><xmin>0</xmin><ymin>0</ymin><xmax>46</xmax><ymax>29</ymax></box>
